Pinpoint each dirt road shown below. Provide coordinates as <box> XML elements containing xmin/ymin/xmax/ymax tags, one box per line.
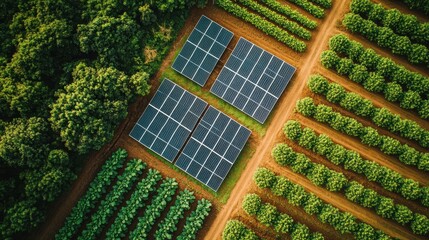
<box><xmin>204</xmin><ymin>0</ymin><xmax>350</xmax><ymax>238</ymax></box>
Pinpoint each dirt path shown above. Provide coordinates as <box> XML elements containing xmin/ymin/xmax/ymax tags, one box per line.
<box><xmin>204</xmin><ymin>0</ymin><xmax>350</xmax><ymax>238</ymax></box>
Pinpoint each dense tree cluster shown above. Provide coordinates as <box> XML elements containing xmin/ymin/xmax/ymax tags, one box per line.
<box><xmin>0</xmin><ymin>0</ymin><xmax>205</xmax><ymax>238</ymax></box>
<box><xmin>242</xmin><ymin>193</ymin><xmax>324</xmax><ymax>239</ymax></box>
<box><xmin>282</xmin><ymin>120</ymin><xmax>429</xmax><ymax>207</ymax></box>
<box><xmin>320</xmin><ymin>49</ymin><xmax>429</xmax><ymax>119</ymax></box>
<box><xmin>253</xmin><ymin>168</ymin><xmax>391</xmax><ymax>239</ymax></box>
<box><xmin>271</xmin><ymin>139</ymin><xmax>429</xmax><ymax>235</ymax></box>
<box><xmin>308</xmin><ymin>75</ymin><xmax>429</xmax><ymax>148</ymax></box>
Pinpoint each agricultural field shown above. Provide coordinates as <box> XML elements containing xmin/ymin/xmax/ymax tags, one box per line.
<box><xmin>1</xmin><ymin>0</ymin><xmax>428</xmax><ymax>239</ymax></box>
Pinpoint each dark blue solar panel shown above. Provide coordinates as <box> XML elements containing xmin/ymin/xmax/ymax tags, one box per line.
<box><xmin>172</xmin><ymin>15</ymin><xmax>233</xmax><ymax>86</ymax></box>
<box><xmin>210</xmin><ymin>37</ymin><xmax>296</xmax><ymax>123</ymax></box>
<box><xmin>129</xmin><ymin>79</ymin><xmax>207</xmax><ymax>162</ymax></box>
<box><xmin>175</xmin><ymin>106</ymin><xmax>251</xmax><ymax>191</ymax></box>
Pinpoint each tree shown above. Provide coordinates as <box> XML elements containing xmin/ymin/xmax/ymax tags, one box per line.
<box><xmin>363</xmin><ymin>161</ymin><xmax>385</xmax><ymax>182</ymax></box>
<box><xmin>355</xmin><ymin>223</ymin><xmax>377</xmax><ymax>240</ymax></box>
<box><xmin>272</xmin><ymin>176</ymin><xmax>293</xmax><ymax>197</ymax></box>
<box><xmin>296</xmin><ymin>97</ymin><xmax>316</xmax><ymax>117</ymax></box>
<box><xmin>363</xmin><ymin>73</ymin><xmax>385</xmax><ymax>93</ymax></box>
<box><xmin>326</xmin><ymin>144</ymin><xmax>347</xmax><ymax>165</ymax></box>
<box><xmin>315</xmin><ymin>134</ymin><xmax>334</xmax><ymax>155</ymax></box>
<box><xmin>303</xmin><ymin>194</ymin><xmax>323</xmax><ymax>215</ymax></box>
<box><xmin>399</xmin><ymin>146</ymin><xmax>420</xmax><ymax>166</ymax></box>
<box><xmin>337</xmin><ymin>58</ymin><xmax>354</xmax><ymax>75</ymax></box>
<box><xmin>384</xmin><ymin>82</ymin><xmax>403</xmax><ymax>102</ymax></box>
<box><xmin>355</xmin><ymin>98</ymin><xmax>375</xmax><ymax>117</ymax></box>
<box><xmin>298</xmin><ymin>128</ymin><xmax>318</xmax><ymax>151</ymax></box>
<box><xmin>50</xmin><ymin>63</ymin><xmax>150</xmax><ymax>154</ymax></box>
<box><xmin>394</xmin><ymin>204</ymin><xmax>413</xmax><ymax>225</ymax></box>
<box><xmin>376</xmin><ymin>196</ymin><xmax>395</xmax><ymax>219</ymax></box>
<box><xmin>320</xmin><ymin>50</ymin><xmax>340</xmax><ymax>69</ymax></box>
<box><xmin>242</xmin><ymin>194</ymin><xmax>262</xmax><ymax>216</ymax></box>
<box><xmin>337</xmin><ymin>212</ymin><xmax>357</xmax><ymax>234</ymax></box>
<box><xmin>253</xmin><ymin>168</ymin><xmax>276</xmax><ymax>188</ymax></box>
<box><xmin>360</xmin><ymin>127</ymin><xmax>382</xmax><ymax>147</ymax></box>
<box><xmin>291</xmin><ymin>223</ymin><xmax>311</xmax><ymax>240</ymax></box>
<box><xmin>308</xmin><ymin>75</ymin><xmax>329</xmax><ymax>94</ymax></box>
<box><xmin>326</xmin><ymin>171</ymin><xmax>347</xmax><ymax>192</ymax></box>
<box><xmin>340</xmin><ymin>92</ymin><xmax>363</xmax><ymax>112</ymax></box>
<box><xmin>344</xmin><ymin>151</ymin><xmax>366</xmax><ymax>174</ymax></box>
<box><xmin>400</xmin><ymin>91</ymin><xmax>422</xmax><ymax>110</ymax></box>
<box><xmin>257</xmin><ymin>203</ymin><xmax>278</xmax><ymax>226</ymax></box>
<box><xmin>314</xmin><ymin>104</ymin><xmax>334</xmax><ymax>123</ymax></box>
<box><xmin>287</xmin><ymin>184</ymin><xmax>309</xmax><ymax>206</ymax></box>
<box><xmin>283</xmin><ymin>120</ymin><xmax>302</xmax><ymax>141</ymax></box>
<box><xmin>0</xmin><ymin>200</ymin><xmax>44</xmax><ymax>238</ymax></box>
<box><xmin>411</xmin><ymin>214</ymin><xmax>429</xmax><ymax>235</ymax></box>
<box><xmin>329</xmin><ymin>34</ymin><xmax>351</xmax><ymax>53</ymax></box>
<box><xmin>349</xmin><ymin>64</ymin><xmax>369</xmax><ymax>83</ymax></box>
<box><xmin>291</xmin><ymin>153</ymin><xmax>313</xmax><ymax>175</ymax></box>
<box><xmin>272</xmin><ymin>144</ymin><xmax>297</xmax><ymax>166</ymax></box>
<box><xmin>308</xmin><ymin>164</ymin><xmax>328</xmax><ymax>187</ymax></box>
<box><xmin>345</xmin><ymin>181</ymin><xmax>365</xmax><ymax>203</ymax></box>
<box><xmin>274</xmin><ymin>214</ymin><xmax>294</xmax><ymax>233</ymax></box>
<box><xmin>380</xmin><ymin>136</ymin><xmax>403</xmax><ymax>155</ymax></box>
<box><xmin>326</xmin><ymin>83</ymin><xmax>346</xmax><ymax>103</ymax></box>
<box><xmin>400</xmin><ymin>179</ymin><xmax>421</xmax><ymax>200</ymax></box>
<box><xmin>372</xmin><ymin>108</ymin><xmax>398</xmax><ymax>129</ymax></box>
<box><xmin>361</xmin><ymin>188</ymin><xmax>380</xmax><ymax>208</ymax></box>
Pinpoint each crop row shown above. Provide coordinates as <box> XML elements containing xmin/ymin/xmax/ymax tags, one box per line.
<box><xmin>155</xmin><ymin>189</ymin><xmax>196</xmax><ymax>240</ymax></box>
<box><xmin>177</xmin><ymin>199</ymin><xmax>212</xmax><ymax>240</ymax></box>
<box><xmin>283</xmin><ymin>120</ymin><xmax>429</xmax><ymax>207</ymax></box>
<box><xmin>237</xmin><ymin>0</ymin><xmax>311</xmax><ymax>40</ymax></box>
<box><xmin>342</xmin><ymin>13</ymin><xmax>429</xmax><ymax>66</ymax></box>
<box><xmin>350</xmin><ymin>0</ymin><xmax>429</xmax><ymax>45</ymax></box>
<box><xmin>328</xmin><ymin>34</ymin><xmax>429</xmax><ymax>97</ymax></box>
<box><xmin>308</xmin><ymin>75</ymin><xmax>429</xmax><ymax>148</ymax></box>
<box><xmin>222</xmin><ymin>220</ymin><xmax>259</xmax><ymax>240</ymax></box>
<box><xmin>105</xmin><ymin>169</ymin><xmax>162</xmax><ymax>240</ymax></box>
<box><xmin>259</xmin><ymin>0</ymin><xmax>317</xmax><ymax>29</ymax></box>
<box><xmin>78</xmin><ymin>159</ymin><xmax>146</xmax><ymax>240</ymax></box>
<box><xmin>320</xmin><ymin>50</ymin><xmax>429</xmax><ymax>119</ymax></box>
<box><xmin>397</xmin><ymin>0</ymin><xmax>429</xmax><ymax>15</ymax></box>
<box><xmin>216</xmin><ymin>0</ymin><xmax>306</xmax><ymax>52</ymax></box>
<box><xmin>296</xmin><ymin>97</ymin><xmax>429</xmax><ymax>172</ymax></box>
<box><xmin>286</xmin><ymin>0</ymin><xmax>325</xmax><ymax>18</ymax></box>
<box><xmin>308</xmin><ymin>0</ymin><xmax>331</xmax><ymax>9</ymax></box>
<box><xmin>243</xmin><ymin>193</ymin><xmax>324</xmax><ymax>239</ymax></box>
<box><xmin>254</xmin><ymin>168</ymin><xmax>391</xmax><ymax>239</ymax></box>
<box><xmin>129</xmin><ymin>178</ymin><xmax>178</xmax><ymax>239</ymax></box>
<box><xmin>272</xmin><ymin>139</ymin><xmax>429</xmax><ymax>235</ymax></box>
<box><xmin>55</xmin><ymin>149</ymin><xmax>127</xmax><ymax>240</ymax></box>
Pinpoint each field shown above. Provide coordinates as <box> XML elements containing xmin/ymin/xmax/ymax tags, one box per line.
<box><xmin>35</xmin><ymin>0</ymin><xmax>428</xmax><ymax>239</ymax></box>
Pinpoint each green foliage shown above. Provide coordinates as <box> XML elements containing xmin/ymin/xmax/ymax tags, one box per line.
<box><xmin>260</xmin><ymin>0</ymin><xmax>317</xmax><ymax>29</ymax></box>
<box><xmin>253</xmin><ymin>168</ymin><xmax>276</xmax><ymax>188</ymax></box>
<box><xmin>177</xmin><ymin>199</ymin><xmax>212</xmax><ymax>240</ymax></box>
<box><xmin>308</xmin><ymin>75</ymin><xmax>329</xmax><ymax>95</ymax></box>
<box><xmin>283</xmin><ymin>120</ymin><xmax>302</xmax><ymax>141</ymax></box>
<box><xmin>242</xmin><ymin>194</ymin><xmax>262</xmax><ymax>216</ymax></box>
<box><xmin>216</xmin><ymin>0</ymin><xmax>306</xmax><ymax>52</ymax></box>
<box><xmin>296</xmin><ymin>97</ymin><xmax>317</xmax><ymax>117</ymax></box>
<box><xmin>286</xmin><ymin>0</ymin><xmax>325</xmax><ymax>18</ymax></box>
<box><xmin>0</xmin><ymin>200</ymin><xmax>44</xmax><ymax>238</ymax></box>
<box><xmin>222</xmin><ymin>220</ymin><xmax>259</xmax><ymax>240</ymax></box>
<box><xmin>326</xmin><ymin>82</ymin><xmax>346</xmax><ymax>103</ymax></box>
<box><xmin>272</xmin><ymin>143</ymin><xmax>297</xmax><ymax>166</ymax></box>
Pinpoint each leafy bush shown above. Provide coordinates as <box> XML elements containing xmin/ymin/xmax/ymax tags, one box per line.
<box><xmin>177</xmin><ymin>199</ymin><xmax>212</xmax><ymax>240</ymax></box>
<box><xmin>287</xmin><ymin>0</ymin><xmax>325</xmax><ymax>18</ymax></box>
<box><xmin>260</xmin><ymin>0</ymin><xmax>317</xmax><ymax>29</ymax></box>
<box><xmin>222</xmin><ymin>220</ymin><xmax>259</xmax><ymax>240</ymax></box>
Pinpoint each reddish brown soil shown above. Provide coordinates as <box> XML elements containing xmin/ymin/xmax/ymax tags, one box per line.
<box><xmin>35</xmin><ymin>0</ymin><xmax>429</xmax><ymax>240</ymax></box>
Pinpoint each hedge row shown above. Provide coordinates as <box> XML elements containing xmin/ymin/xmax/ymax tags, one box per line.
<box><xmin>296</xmin><ymin>97</ymin><xmax>429</xmax><ymax>171</ymax></box>
<box><xmin>397</xmin><ymin>0</ymin><xmax>429</xmax><ymax>16</ymax></box>
<box><xmin>254</xmin><ymin>168</ymin><xmax>391</xmax><ymax>239</ymax></box>
<box><xmin>222</xmin><ymin>220</ymin><xmax>260</xmax><ymax>240</ymax></box>
<box><xmin>342</xmin><ymin>13</ymin><xmax>429</xmax><ymax>66</ymax></box>
<box><xmin>320</xmin><ymin>50</ymin><xmax>429</xmax><ymax>119</ymax></box>
<box><xmin>308</xmin><ymin>0</ymin><xmax>332</xmax><ymax>9</ymax></box>
<box><xmin>286</xmin><ymin>0</ymin><xmax>325</xmax><ymax>18</ymax></box>
<box><xmin>237</xmin><ymin>0</ymin><xmax>311</xmax><ymax>40</ymax></box>
<box><xmin>308</xmin><ymin>75</ymin><xmax>429</xmax><ymax>148</ymax></box>
<box><xmin>217</xmin><ymin>0</ymin><xmax>306</xmax><ymax>52</ymax></box>
<box><xmin>177</xmin><ymin>199</ymin><xmax>212</xmax><ymax>240</ymax></box>
<box><xmin>350</xmin><ymin>0</ymin><xmax>429</xmax><ymax>45</ymax></box>
<box><xmin>282</xmin><ymin>120</ymin><xmax>429</xmax><ymax>207</ymax></box>
<box><xmin>260</xmin><ymin>0</ymin><xmax>317</xmax><ymax>29</ymax></box>
<box><xmin>271</xmin><ymin>140</ymin><xmax>429</xmax><ymax>235</ymax></box>
<box><xmin>242</xmin><ymin>194</ymin><xmax>324</xmax><ymax>239</ymax></box>
<box><xmin>328</xmin><ymin>34</ymin><xmax>429</xmax><ymax>97</ymax></box>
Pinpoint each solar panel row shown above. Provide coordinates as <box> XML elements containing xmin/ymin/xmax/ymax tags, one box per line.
<box><xmin>211</xmin><ymin>37</ymin><xmax>296</xmax><ymax>124</ymax></box>
<box><xmin>129</xmin><ymin>79</ymin><xmax>207</xmax><ymax>162</ymax></box>
<box><xmin>175</xmin><ymin>106</ymin><xmax>251</xmax><ymax>191</ymax></box>
<box><xmin>172</xmin><ymin>15</ymin><xmax>234</xmax><ymax>86</ymax></box>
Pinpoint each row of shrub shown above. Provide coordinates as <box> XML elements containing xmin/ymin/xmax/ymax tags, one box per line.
<box><xmin>308</xmin><ymin>75</ymin><xmax>429</xmax><ymax>148</ymax></box>
<box><xmin>282</xmin><ymin>120</ymin><xmax>429</xmax><ymax>207</ymax></box>
<box><xmin>342</xmin><ymin>13</ymin><xmax>429</xmax><ymax>66</ymax></box>
<box><xmin>287</xmin><ymin>0</ymin><xmax>325</xmax><ymax>18</ymax></box>
<box><xmin>320</xmin><ymin>50</ymin><xmax>429</xmax><ymax>119</ymax></box>
<box><xmin>238</xmin><ymin>0</ymin><xmax>311</xmax><ymax>40</ymax></box>
<box><xmin>271</xmin><ymin>142</ymin><xmax>429</xmax><ymax>235</ymax></box>
<box><xmin>397</xmin><ymin>0</ymin><xmax>429</xmax><ymax>16</ymax></box>
<box><xmin>260</xmin><ymin>0</ymin><xmax>317</xmax><ymax>29</ymax></box>
<box><xmin>242</xmin><ymin>194</ymin><xmax>324</xmax><ymax>239</ymax></box>
<box><xmin>222</xmin><ymin>220</ymin><xmax>259</xmax><ymax>240</ymax></box>
<box><xmin>177</xmin><ymin>199</ymin><xmax>212</xmax><ymax>240</ymax></box>
<box><xmin>217</xmin><ymin>0</ymin><xmax>306</xmax><ymax>52</ymax></box>
<box><xmin>350</xmin><ymin>0</ymin><xmax>429</xmax><ymax>45</ymax></box>
<box><xmin>253</xmin><ymin>168</ymin><xmax>392</xmax><ymax>239</ymax></box>
<box><xmin>328</xmin><ymin>34</ymin><xmax>429</xmax><ymax>97</ymax></box>
<box><xmin>296</xmin><ymin>97</ymin><xmax>429</xmax><ymax>172</ymax></box>
<box><xmin>308</xmin><ymin>0</ymin><xmax>332</xmax><ymax>9</ymax></box>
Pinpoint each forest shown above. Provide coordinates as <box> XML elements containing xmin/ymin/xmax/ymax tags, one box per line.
<box><xmin>0</xmin><ymin>0</ymin><xmax>205</xmax><ymax>238</ymax></box>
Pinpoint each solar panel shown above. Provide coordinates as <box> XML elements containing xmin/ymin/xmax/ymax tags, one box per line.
<box><xmin>175</xmin><ymin>106</ymin><xmax>251</xmax><ymax>191</ymax></box>
<box><xmin>129</xmin><ymin>79</ymin><xmax>208</xmax><ymax>162</ymax></box>
<box><xmin>172</xmin><ymin>15</ymin><xmax>234</xmax><ymax>86</ymax></box>
<box><xmin>210</xmin><ymin>37</ymin><xmax>296</xmax><ymax>124</ymax></box>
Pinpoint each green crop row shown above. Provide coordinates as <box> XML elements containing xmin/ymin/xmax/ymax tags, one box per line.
<box><xmin>177</xmin><ymin>199</ymin><xmax>212</xmax><ymax>240</ymax></box>
<box><xmin>342</xmin><ymin>13</ymin><xmax>429</xmax><ymax>66</ymax></box>
<box><xmin>216</xmin><ymin>0</ymin><xmax>307</xmax><ymax>52</ymax></box>
<box><xmin>350</xmin><ymin>0</ymin><xmax>429</xmax><ymax>45</ymax></box>
<box><xmin>260</xmin><ymin>0</ymin><xmax>317</xmax><ymax>29</ymax></box>
<box><xmin>309</xmin><ymin>0</ymin><xmax>332</xmax><ymax>9</ymax></box>
<box><xmin>286</xmin><ymin>0</ymin><xmax>325</xmax><ymax>18</ymax></box>
<box><xmin>78</xmin><ymin>159</ymin><xmax>146</xmax><ymax>240</ymax></box>
<box><xmin>237</xmin><ymin>0</ymin><xmax>311</xmax><ymax>40</ymax></box>
<box><xmin>222</xmin><ymin>220</ymin><xmax>260</xmax><ymax>240</ymax></box>
<box><xmin>320</xmin><ymin>50</ymin><xmax>429</xmax><ymax>119</ymax></box>
<box><xmin>242</xmin><ymin>193</ymin><xmax>324</xmax><ymax>239</ymax></box>
<box><xmin>254</xmin><ymin>168</ymin><xmax>391</xmax><ymax>239</ymax></box>
<box><xmin>308</xmin><ymin>75</ymin><xmax>429</xmax><ymax>148</ymax></box>
<box><xmin>296</xmin><ymin>97</ymin><xmax>429</xmax><ymax>172</ymax></box>
<box><xmin>55</xmin><ymin>149</ymin><xmax>127</xmax><ymax>240</ymax></box>
<box><xmin>272</xmin><ymin>138</ymin><xmax>429</xmax><ymax>235</ymax></box>
<box><xmin>105</xmin><ymin>169</ymin><xmax>162</xmax><ymax>240</ymax></box>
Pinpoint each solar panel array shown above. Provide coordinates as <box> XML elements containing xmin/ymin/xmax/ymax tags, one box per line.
<box><xmin>129</xmin><ymin>79</ymin><xmax>207</xmax><ymax>162</ymax></box>
<box><xmin>172</xmin><ymin>15</ymin><xmax>234</xmax><ymax>86</ymax></box>
<box><xmin>175</xmin><ymin>106</ymin><xmax>251</xmax><ymax>191</ymax></box>
<box><xmin>211</xmin><ymin>37</ymin><xmax>296</xmax><ymax>124</ymax></box>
